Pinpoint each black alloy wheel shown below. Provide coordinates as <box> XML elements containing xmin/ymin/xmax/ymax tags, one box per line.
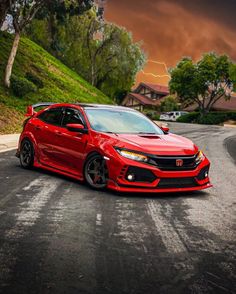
<box><xmin>84</xmin><ymin>154</ymin><xmax>109</xmax><ymax>189</ymax></box>
<box><xmin>19</xmin><ymin>139</ymin><xmax>34</xmax><ymax>169</ymax></box>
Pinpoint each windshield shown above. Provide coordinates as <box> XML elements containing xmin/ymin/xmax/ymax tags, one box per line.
<box><xmin>85</xmin><ymin>109</ymin><xmax>164</xmax><ymax>135</ymax></box>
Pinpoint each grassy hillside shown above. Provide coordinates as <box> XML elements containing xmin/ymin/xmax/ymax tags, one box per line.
<box><xmin>0</xmin><ymin>32</ymin><xmax>113</xmax><ymax>134</ymax></box>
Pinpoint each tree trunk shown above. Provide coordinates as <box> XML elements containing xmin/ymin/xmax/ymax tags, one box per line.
<box><xmin>199</xmin><ymin>106</ymin><xmax>210</xmax><ymax>118</ymax></box>
<box><xmin>91</xmin><ymin>63</ymin><xmax>96</xmax><ymax>86</ymax></box>
<box><xmin>4</xmin><ymin>31</ymin><xmax>20</xmax><ymax>88</ymax></box>
<box><xmin>48</xmin><ymin>14</ymin><xmax>58</xmax><ymax>55</ymax></box>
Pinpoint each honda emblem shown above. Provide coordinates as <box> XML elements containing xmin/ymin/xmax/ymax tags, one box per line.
<box><xmin>176</xmin><ymin>159</ymin><xmax>184</xmax><ymax>167</ymax></box>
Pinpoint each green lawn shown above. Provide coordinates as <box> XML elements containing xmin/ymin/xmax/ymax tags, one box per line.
<box><xmin>0</xmin><ymin>32</ymin><xmax>113</xmax><ymax>134</ymax></box>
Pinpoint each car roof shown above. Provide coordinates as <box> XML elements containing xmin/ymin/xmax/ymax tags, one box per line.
<box><xmin>47</xmin><ymin>103</ymin><xmax>138</xmax><ymax>112</ymax></box>
<box><xmin>77</xmin><ymin>103</ymin><xmax>137</xmax><ymax>111</ymax></box>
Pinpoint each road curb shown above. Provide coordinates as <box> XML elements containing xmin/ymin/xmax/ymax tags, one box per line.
<box><xmin>223</xmin><ymin>124</ymin><xmax>236</xmax><ymax>128</ymax></box>
<box><xmin>0</xmin><ymin>134</ymin><xmax>20</xmax><ymax>153</ymax></box>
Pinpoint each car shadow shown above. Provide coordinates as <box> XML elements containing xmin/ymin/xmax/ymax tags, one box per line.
<box><xmin>112</xmin><ymin>190</ymin><xmax>209</xmax><ymax>200</ymax></box>
<box><xmin>15</xmin><ymin>163</ymin><xmax>210</xmax><ymax>200</ymax></box>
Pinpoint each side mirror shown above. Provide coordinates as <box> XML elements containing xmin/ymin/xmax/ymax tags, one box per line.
<box><xmin>161</xmin><ymin>126</ymin><xmax>169</xmax><ymax>133</ymax></box>
<box><xmin>66</xmin><ymin>123</ymin><xmax>88</xmax><ymax>134</ymax></box>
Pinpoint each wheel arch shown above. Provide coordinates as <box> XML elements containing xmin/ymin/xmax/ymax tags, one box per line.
<box><xmin>20</xmin><ymin>132</ymin><xmax>39</xmax><ymax>159</ymax></box>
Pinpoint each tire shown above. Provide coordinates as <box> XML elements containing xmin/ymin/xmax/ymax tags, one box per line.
<box><xmin>19</xmin><ymin>139</ymin><xmax>34</xmax><ymax>169</ymax></box>
<box><xmin>84</xmin><ymin>153</ymin><xmax>108</xmax><ymax>190</ymax></box>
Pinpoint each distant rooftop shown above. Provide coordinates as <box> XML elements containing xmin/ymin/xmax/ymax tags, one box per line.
<box><xmin>136</xmin><ymin>82</ymin><xmax>169</xmax><ymax>95</ymax></box>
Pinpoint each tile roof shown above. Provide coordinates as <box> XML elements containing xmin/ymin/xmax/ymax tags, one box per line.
<box><xmin>139</xmin><ymin>83</ymin><xmax>169</xmax><ymax>95</ymax></box>
<box><xmin>185</xmin><ymin>94</ymin><xmax>236</xmax><ymax>111</ymax></box>
<box><xmin>128</xmin><ymin>93</ymin><xmax>165</xmax><ymax>106</ymax></box>
<box><xmin>213</xmin><ymin>94</ymin><xmax>236</xmax><ymax>111</ymax></box>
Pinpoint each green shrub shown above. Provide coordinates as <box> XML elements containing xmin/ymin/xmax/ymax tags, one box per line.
<box><xmin>228</xmin><ymin>112</ymin><xmax>236</xmax><ymax>120</ymax></box>
<box><xmin>145</xmin><ymin>111</ymin><xmax>160</xmax><ymax>120</ymax></box>
<box><xmin>160</xmin><ymin>95</ymin><xmax>180</xmax><ymax>112</ymax></box>
<box><xmin>11</xmin><ymin>74</ymin><xmax>37</xmax><ymax>97</ymax></box>
<box><xmin>177</xmin><ymin>112</ymin><xmax>199</xmax><ymax>123</ymax></box>
<box><xmin>153</xmin><ymin>114</ymin><xmax>160</xmax><ymax>121</ymax></box>
<box><xmin>25</xmin><ymin>72</ymin><xmax>44</xmax><ymax>88</ymax></box>
<box><xmin>177</xmin><ymin>111</ymin><xmax>236</xmax><ymax>125</ymax></box>
<box><xmin>197</xmin><ymin>113</ymin><xmax>228</xmax><ymax>125</ymax></box>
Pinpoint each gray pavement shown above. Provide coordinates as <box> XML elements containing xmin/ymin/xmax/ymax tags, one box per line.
<box><xmin>0</xmin><ymin>122</ymin><xmax>235</xmax><ymax>294</ymax></box>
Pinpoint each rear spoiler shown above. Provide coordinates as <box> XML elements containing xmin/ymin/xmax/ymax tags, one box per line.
<box><xmin>25</xmin><ymin>102</ymin><xmax>55</xmax><ymax>117</ymax></box>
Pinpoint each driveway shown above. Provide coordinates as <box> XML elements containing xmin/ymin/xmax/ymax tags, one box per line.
<box><xmin>0</xmin><ymin>122</ymin><xmax>235</xmax><ymax>294</ymax></box>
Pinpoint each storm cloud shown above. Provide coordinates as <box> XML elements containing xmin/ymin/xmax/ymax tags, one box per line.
<box><xmin>106</xmin><ymin>0</ymin><xmax>236</xmax><ymax>84</ymax></box>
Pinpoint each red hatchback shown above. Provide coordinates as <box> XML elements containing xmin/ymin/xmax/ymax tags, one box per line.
<box><xmin>16</xmin><ymin>103</ymin><xmax>212</xmax><ymax>193</ymax></box>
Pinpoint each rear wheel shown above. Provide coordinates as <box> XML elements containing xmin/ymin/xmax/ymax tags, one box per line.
<box><xmin>84</xmin><ymin>154</ymin><xmax>108</xmax><ymax>189</ymax></box>
<box><xmin>20</xmin><ymin>139</ymin><xmax>34</xmax><ymax>169</ymax></box>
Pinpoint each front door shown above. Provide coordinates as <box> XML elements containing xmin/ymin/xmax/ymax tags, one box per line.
<box><xmin>55</xmin><ymin>107</ymin><xmax>89</xmax><ymax>176</ymax></box>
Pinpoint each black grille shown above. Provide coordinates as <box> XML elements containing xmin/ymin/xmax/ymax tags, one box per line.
<box><xmin>126</xmin><ymin>166</ymin><xmax>156</xmax><ymax>183</ymax></box>
<box><xmin>149</xmin><ymin>154</ymin><xmax>198</xmax><ymax>171</ymax></box>
<box><xmin>158</xmin><ymin>177</ymin><xmax>198</xmax><ymax>188</ymax></box>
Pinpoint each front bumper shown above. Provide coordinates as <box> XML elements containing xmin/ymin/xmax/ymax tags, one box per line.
<box><xmin>106</xmin><ymin>155</ymin><xmax>212</xmax><ymax>193</ymax></box>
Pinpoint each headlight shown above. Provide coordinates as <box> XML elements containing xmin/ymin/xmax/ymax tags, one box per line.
<box><xmin>195</xmin><ymin>150</ymin><xmax>205</xmax><ymax>164</ymax></box>
<box><xmin>116</xmin><ymin>148</ymin><xmax>148</xmax><ymax>162</ymax></box>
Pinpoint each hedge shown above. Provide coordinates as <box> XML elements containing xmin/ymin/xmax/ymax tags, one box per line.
<box><xmin>177</xmin><ymin>112</ymin><xmax>236</xmax><ymax>125</ymax></box>
<box><xmin>11</xmin><ymin>74</ymin><xmax>37</xmax><ymax>97</ymax></box>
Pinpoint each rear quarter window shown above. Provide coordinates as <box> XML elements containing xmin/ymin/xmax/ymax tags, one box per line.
<box><xmin>38</xmin><ymin>108</ymin><xmax>63</xmax><ymax>126</ymax></box>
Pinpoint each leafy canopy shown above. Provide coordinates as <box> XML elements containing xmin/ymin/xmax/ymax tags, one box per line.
<box><xmin>160</xmin><ymin>96</ymin><xmax>180</xmax><ymax>112</ymax></box>
<box><xmin>169</xmin><ymin>53</ymin><xmax>236</xmax><ymax>114</ymax></box>
<box><xmin>27</xmin><ymin>9</ymin><xmax>146</xmax><ymax>101</ymax></box>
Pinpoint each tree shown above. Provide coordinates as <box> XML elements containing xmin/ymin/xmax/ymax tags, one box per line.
<box><xmin>37</xmin><ymin>10</ymin><xmax>146</xmax><ymax>100</ymax></box>
<box><xmin>3</xmin><ymin>0</ymin><xmax>94</xmax><ymax>88</ymax></box>
<box><xmin>160</xmin><ymin>96</ymin><xmax>179</xmax><ymax>112</ymax></box>
<box><xmin>169</xmin><ymin>53</ymin><xmax>236</xmax><ymax>115</ymax></box>
<box><xmin>4</xmin><ymin>0</ymin><xmax>45</xmax><ymax>87</ymax></box>
<box><xmin>230</xmin><ymin>63</ymin><xmax>236</xmax><ymax>92</ymax></box>
<box><xmin>34</xmin><ymin>0</ymin><xmax>94</xmax><ymax>55</ymax></box>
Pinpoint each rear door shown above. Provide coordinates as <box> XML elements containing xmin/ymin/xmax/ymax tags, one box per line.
<box><xmin>34</xmin><ymin>107</ymin><xmax>64</xmax><ymax>167</ymax></box>
<box><xmin>55</xmin><ymin>107</ymin><xmax>89</xmax><ymax>176</ymax></box>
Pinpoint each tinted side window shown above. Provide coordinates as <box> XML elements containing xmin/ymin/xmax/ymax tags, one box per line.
<box><xmin>38</xmin><ymin>108</ymin><xmax>63</xmax><ymax>126</ymax></box>
<box><xmin>62</xmin><ymin>108</ymin><xmax>84</xmax><ymax>126</ymax></box>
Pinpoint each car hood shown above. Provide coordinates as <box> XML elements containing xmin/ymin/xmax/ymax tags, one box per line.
<box><xmin>110</xmin><ymin>133</ymin><xmax>198</xmax><ymax>156</ymax></box>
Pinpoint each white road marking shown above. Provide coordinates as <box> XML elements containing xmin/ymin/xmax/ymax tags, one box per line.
<box><xmin>96</xmin><ymin>213</ymin><xmax>102</xmax><ymax>226</ymax></box>
<box><xmin>0</xmin><ymin>177</ymin><xmax>61</xmax><ymax>284</ymax></box>
<box><xmin>0</xmin><ymin>210</ymin><xmax>6</xmax><ymax>216</ymax></box>
<box><xmin>115</xmin><ymin>200</ymin><xmax>147</xmax><ymax>249</ymax></box>
<box><xmin>6</xmin><ymin>178</ymin><xmax>60</xmax><ymax>239</ymax></box>
<box><xmin>147</xmin><ymin>200</ymin><xmax>186</xmax><ymax>254</ymax></box>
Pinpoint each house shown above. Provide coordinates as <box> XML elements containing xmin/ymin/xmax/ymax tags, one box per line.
<box><xmin>123</xmin><ymin>82</ymin><xmax>236</xmax><ymax>112</ymax></box>
<box><xmin>185</xmin><ymin>93</ymin><xmax>236</xmax><ymax>112</ymax></box>
<box><xmin>122</xmin><ymin>82</ymin><xmax>169</xmax><ymax>111</ymax></box>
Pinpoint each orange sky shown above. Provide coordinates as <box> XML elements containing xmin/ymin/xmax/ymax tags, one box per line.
<box><xmin>105</xmin><ymin>0</ymin><xmax>236</xmax><ymax>86</ymax></box>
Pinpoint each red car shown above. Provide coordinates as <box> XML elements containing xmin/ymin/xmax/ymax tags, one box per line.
<box><xmin>16</xmin><ymin>103</ymin><xmax>212</xmax><ymax>193</ymax></box>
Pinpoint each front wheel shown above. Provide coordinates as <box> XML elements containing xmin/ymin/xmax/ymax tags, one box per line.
<box><xmin>19</xmin><ymin>139</ymin><xmax>34</xmax><ymax>169</ymax></box>
<box><xmin>84</xmin><ymin>154</ymin><xmax>108</xmax><ymax>190</ymax></box>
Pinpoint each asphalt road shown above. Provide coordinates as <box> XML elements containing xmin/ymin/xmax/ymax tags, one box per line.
<box><xmin>0</xmin><ymin>123</ymin><xmax>236</xmax><ymax>294</ymax></box>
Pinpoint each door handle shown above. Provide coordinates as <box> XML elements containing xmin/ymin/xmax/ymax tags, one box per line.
<box><xmin>35</xmin><ymin>125</ymin><xmax>42</xmax><ymax>130</ymax></box>
<box><xmin>55</xmin><ymin>130</ymin><xmax>62</xmax><ymax>136</ymax></box>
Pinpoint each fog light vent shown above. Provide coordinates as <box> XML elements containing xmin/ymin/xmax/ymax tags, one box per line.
<box><xmin>126</xmin><ymin>166</ymin><xmax>156</xmax><ymax>183</ymax></box>
<box><xmin>197</xmin><ymin>165</ymin><xmax>210</xmax><ymax>181</ymax></box>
